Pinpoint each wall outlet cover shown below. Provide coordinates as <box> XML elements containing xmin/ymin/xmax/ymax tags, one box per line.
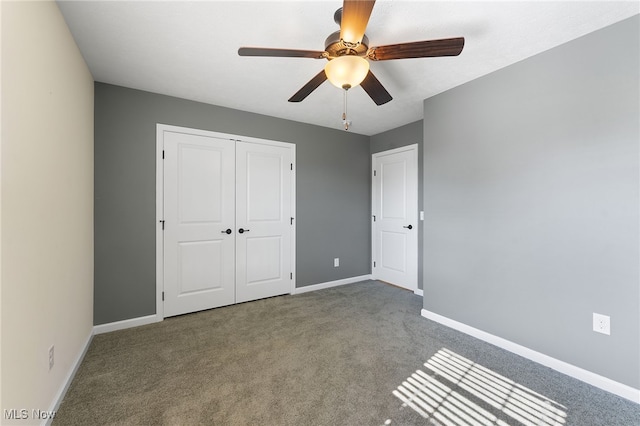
<box><xmin>593</xmin><ymin>313</ymin><xmax>610</xmax><ymax>335</ymax></box>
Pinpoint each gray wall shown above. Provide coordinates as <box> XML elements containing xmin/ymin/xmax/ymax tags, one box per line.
<box><xmin>422</xmin><ymin>16</ymin><xmax>639</xmax><ymax>388</ymax></box>
<box><xmin>95</xmin><ymin>83</ymin><xmax>371</xmax><ymax>325</ymax></box>
<box><xmin>370</xmin><ymin>121</ymin><xmax>424</xmax><ymax>290</ymax></box>
<box><xmin>370</xmin><ymin>120</ymin><xmax>423</xmax><ymax>155</ymax></box>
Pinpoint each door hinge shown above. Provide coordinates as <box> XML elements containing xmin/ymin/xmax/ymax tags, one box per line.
<box><xmin>373</xmin><ymin>170</ymin><xmax>376</xmax><ymax>177</ymax></box>
<box><xmin>162</xmin><ymin>150</ymin><xmax>165</xmax><ymax>159</ymax></box>
<box><xmin>162</xmin><ymin>291</ymin><xmax>164</xmax><ymax>301</ymax></box>
<box><xmin>290</xmin><ymin>163</ymin><xmax>293</xmax><ymax>171</ymax></box>
<box><xmin>290</xmin><ymin>217</ymin><xmax>294</xmax><ymax>225</ymax></box>
<box><xmin>160</xmin><ymin>220</ymin><xmax>165</xmax><ymax>230</ymax></box>
<box><xmin>290</xmin><ymin>272</ymin><xmax>293</xmax><ymax>280</ymax></box>
<box><xmin>373</xmin><ymin>215</ymin><xmax>376</xmax><ymax>222</ymax></box>
<box><xmin>373</xmin><ymin>261</ymin><xmax>376</xmax><ymax>268</ymax></box>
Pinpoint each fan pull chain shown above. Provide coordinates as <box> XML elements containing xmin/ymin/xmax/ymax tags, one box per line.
<box><xmin>342</xmin><ymin>87</ymin><xmax>351</xmax><ymax>131</ymax></box>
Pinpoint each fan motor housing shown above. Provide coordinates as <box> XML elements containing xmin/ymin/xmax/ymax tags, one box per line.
<box><xmin>324</xmin><ymin>30</ymin><xmax>369</xmax><ymax>58</ymax></box>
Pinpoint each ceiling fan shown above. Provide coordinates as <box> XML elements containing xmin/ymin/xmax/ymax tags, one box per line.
<box><xmin>238</xmin><ymin>0</ymin><xmax>465</xmax><ymax>107</ymax></box>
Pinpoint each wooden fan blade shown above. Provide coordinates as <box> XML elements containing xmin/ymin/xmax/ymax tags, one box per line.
<box><xmin>368</xmin><ymin>37</ymin><xmax>465</xmax><ymax>61</ymax></box>
<box><xmin>360</xmin><ymin>71</ymin><xmax>392</xmax><ymax>106</ymax></box>
<box><xmin>288</xmin><ymin>70</ymin><xmax>328</xmax><ymax>102</ymax></box>
<box><xmin>238</xmin><ymin>47</ymin><xmax>326</xmax><ymax>59</ymax></box>
<box><xmin>340</xmin><ymin>0</ymin><xmax>376</xmax><ymax>45</ymax></box>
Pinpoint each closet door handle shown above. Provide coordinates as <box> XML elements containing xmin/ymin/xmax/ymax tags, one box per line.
<box><xmin>221</xmin><ymin>228</ymin><xmax>232</xmax><ymax>235</ymax></box>
<box><xmin>238</xmin><ymin>228</ymin><xmax>250</xmax><ymax>234</ymax></box>
<box><xmin>403</xmin><ymin>224</ymin><xmax>413</xmax><ymax>230</ymax></box>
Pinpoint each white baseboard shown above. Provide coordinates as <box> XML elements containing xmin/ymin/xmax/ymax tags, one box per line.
<box><xmin>414</xmin><ymin>288</ymin><xmax>424</xmax><ymax>296</ymax></box>
<box><xmin>93</xmin><ymin>314</ymin><xmax>161</xmax><ymax>335</ymax></box>
<box><xmin>421</xmin><ymin>309</ymin><xmax>640</xmax><ymax>404</ymax></box>
<box><xmin>44</xmin><ymin>314</ymin><xmax>161</xmax><ymax>425</ymax></box>
<box><xmin>45</xmin><ymin>330</ymin><xmax>94</xmax><ymax>426</ymax></box>
<box><xmin>293</xmin><ymin>275</ymin><xmax>372</xmax><ymax>294</ymax></box>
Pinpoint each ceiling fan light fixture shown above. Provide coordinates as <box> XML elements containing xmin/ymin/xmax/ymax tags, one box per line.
<box><xmin>324</xmin><ymin>55</ymin><xmax>369</xmax><ymax>89</ymax></box>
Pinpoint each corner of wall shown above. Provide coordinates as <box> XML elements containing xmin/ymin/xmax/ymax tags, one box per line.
<box><xmin>1</xmin><ymin>1</ymin><xmax>94</xmax><ymax>420</ymax></box>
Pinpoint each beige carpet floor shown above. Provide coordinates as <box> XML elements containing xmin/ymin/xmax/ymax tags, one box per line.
<box><xmin>54</xmin><ymin>281</ymin><xmax>639</xmax><ymax>425</ymax></box>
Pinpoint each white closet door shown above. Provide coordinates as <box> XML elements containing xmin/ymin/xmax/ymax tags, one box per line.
<box><xmin>235</xmin><ymin>141</ymin><xmax>292</xmax><ymax>303</ymax></box>
<box><xmin>163</xmin><ymin>132</ymin><xmax>235</xmax><ymax>317</ymax></box>
<box><xmin>372</xmin><ymin>146</ymin><xmax>418</xmax><ymax>291</ymax></box>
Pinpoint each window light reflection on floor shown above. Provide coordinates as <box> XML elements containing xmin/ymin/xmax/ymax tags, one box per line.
<box><xmin>393</xmin><ymin>348</ymin><xmax>567</xmax><ymax>426</ymax></box>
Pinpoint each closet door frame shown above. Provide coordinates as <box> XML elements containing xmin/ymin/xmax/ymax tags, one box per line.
<box><xmin>155</xmin><ymin>124</ymin><xmax>296</xmax><ymax>320</ymax></box>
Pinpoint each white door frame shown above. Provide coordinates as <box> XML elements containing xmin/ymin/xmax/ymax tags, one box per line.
<box><xmin>155</xmin><ymin>124</ymin><xmax>296</xmax><ymax>320</ymax></box>
<box><xmin>371</xmin><ymin>144</ymin><xmax>419</xmax><ymax>294</ymax></box>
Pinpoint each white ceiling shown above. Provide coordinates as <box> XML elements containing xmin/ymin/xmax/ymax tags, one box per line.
<box><xmin>57</xmin><ymin>1</ymin><xmax>639</xmax><ymax>136</ymax></box>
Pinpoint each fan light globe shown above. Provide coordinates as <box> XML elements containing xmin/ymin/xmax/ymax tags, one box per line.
<box><xmin>324</xmin><ymin>55</ymin><xmax>369</xmax><ymax>89</ymax></box>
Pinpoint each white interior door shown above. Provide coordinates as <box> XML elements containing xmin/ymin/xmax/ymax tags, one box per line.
<box><xmin>235</xmin><ymin>141</ymin><xmax>293</xmax><ymax>303</ymax></box>
<box><xmin>163</xmin><ymin>131</ymin><xmax>236</xmax><ymax>317</ymax></box>
<box><xmin>372</xmin><ymin>145</ymin><xmax>418</xmax><ymax>291</ymax></box>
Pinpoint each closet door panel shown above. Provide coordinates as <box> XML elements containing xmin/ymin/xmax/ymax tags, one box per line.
<box><xmin>235</xmin><ymin>141</ymin><xmax>292</xmax><ymax>303</ymax></box>
<box><xmin>163</xmin><ymin>132</ymin><xmax>235</xmax><ymax>317</ymax></box>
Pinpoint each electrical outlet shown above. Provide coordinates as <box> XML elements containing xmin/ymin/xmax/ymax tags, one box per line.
<box><xmin>593</xmin><ymin>313</ymin><xmax>610</xmax><ymax>335</ymax></box>
<box><xmin>49</xmin><ymin>345</ymin><xmax>55</xmax><ymax>370</ymax></box>
<box><xmin>334</xmin><ymin>258</ymin><xmax>339</xmax><ymax>267</ymax></box>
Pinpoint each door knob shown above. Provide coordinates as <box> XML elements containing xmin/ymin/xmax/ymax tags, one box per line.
<box><xmin>238</xmin><ymin>228</ymin><xmax>250</xmax><ymax>234</ymax></box>
<box><xmin>221</xmin><ymin>228</ymin><xmax>232</xmax><ymax>234</ymax></box>
<box><xmin>403</xmin><ymin>224</ymin><xmax>413</xmax><ymax>230</ymax></box>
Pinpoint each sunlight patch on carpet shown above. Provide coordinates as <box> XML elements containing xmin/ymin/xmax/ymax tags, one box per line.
<box><xmin>393</xmin><ymin>348</ymin><xmax>567</xmax><ymax>425</ymax></box>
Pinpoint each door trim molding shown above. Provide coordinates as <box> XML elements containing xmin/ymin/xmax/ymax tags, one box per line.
<box><xmin>155</xmin><ymin>124</ymin><xmax>296</xmax><ymax>320</ymax></box>
<box><xmin>371</xmin><ymin>144</ymin><xmax>419</xmax><ymax>291</ymax></box>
